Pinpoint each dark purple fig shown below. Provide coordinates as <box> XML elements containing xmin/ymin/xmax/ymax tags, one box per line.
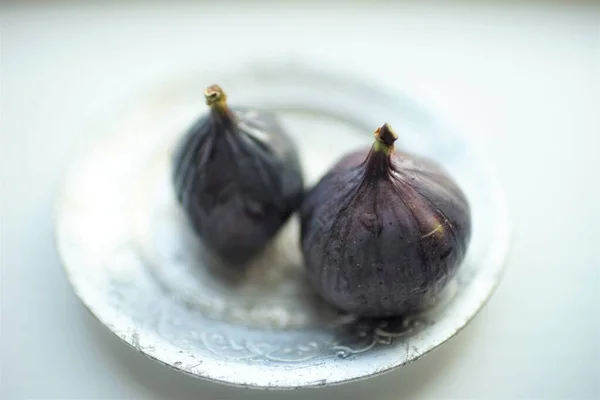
<box><xmin>300</xmin><ymin>123</ymin><xmax>471</xmax><ymax>317</ymax></box>
<box><xmin>172</xmin><ymin>84</ymin><xmax>304</xmax><ymax>264</ymax></box>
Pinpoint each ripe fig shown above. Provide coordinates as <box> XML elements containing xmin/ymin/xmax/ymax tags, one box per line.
<box><xmin>172</xmin><ymin>84</ymin><xmax>304</xmax><ymax>264</ymax></box>
<box><xmin>300</xmin><ymin>123</ymin><xmax>471</xmax><ymax>317</ymax></box>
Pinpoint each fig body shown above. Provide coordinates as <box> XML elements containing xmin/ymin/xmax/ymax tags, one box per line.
<box><xmin>300</xmin><ymin>124</ymin><xmax>471</xmax><ymax>317</ymax></box>
<box><xmin>172</xmin><ymin>85</ymin><xmax>304</xmax><ymax>264</ymax></box>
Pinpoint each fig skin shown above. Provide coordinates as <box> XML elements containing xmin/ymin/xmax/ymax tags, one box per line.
<box><xmin>300</xmin><ymin>124</ymin><xmax>471</xmax><ymax>317</ymax></box>
<box><xmin>172</xmin><ymin>85</ymin><xmax>304</xmax><ymax>264</ymax></box>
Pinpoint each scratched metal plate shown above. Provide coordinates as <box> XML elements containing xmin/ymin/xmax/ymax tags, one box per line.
<box><xmin>55</xmin><ymin>63</ymin><xmax>510</xmax><ymax>389</ymax></box>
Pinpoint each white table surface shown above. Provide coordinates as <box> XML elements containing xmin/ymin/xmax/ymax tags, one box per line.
<box><xmin>1</xmin><ymin>2</ymin><xmax>599</xmax><ymax>399</ymax></box>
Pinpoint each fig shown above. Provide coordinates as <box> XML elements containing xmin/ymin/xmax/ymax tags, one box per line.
<box><xmin>300</xmin><ymin>123</ymin><xmax>471</xmax><ymax>317</ymax></box>
<box><xmin>172</xmin><ymin>84</ymin><xmax>304</xmax><ymax>264</ymax></box>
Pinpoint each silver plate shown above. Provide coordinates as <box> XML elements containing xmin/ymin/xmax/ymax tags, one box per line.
<box><xmin>55</xmin><ymin>63</ymin><xmax>510</xmax><ymax>389</ymax></box>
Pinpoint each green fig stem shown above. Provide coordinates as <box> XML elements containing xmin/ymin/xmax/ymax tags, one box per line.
<box><xmin>204</xmin><ymin>84</ymin><xmax>228</xmax><ymax>111</ymax></box>
<box><xmin>205</xmin><ymin>84</ymin><xmax>237</xmax><ymax>125</ymax></box>
<box><xmin>373</xmin><ymin>123</ymin><xmax>398</xmax><ymax>155</ymax></box>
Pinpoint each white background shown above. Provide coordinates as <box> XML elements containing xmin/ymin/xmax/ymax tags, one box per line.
<box><xmin>1</xmin><ymin>2</ymin><xmax>599</xmax><ymax>399</ymax></box>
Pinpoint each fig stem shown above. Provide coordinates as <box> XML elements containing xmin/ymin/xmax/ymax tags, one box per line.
<box><xmin>373</xmin><ymin>123</ymin><xmax>398</xmax><ymax>154</ymax></box>
<box><xmin>204</xmin><ymin>84</ymin><xmax>228</xmax><ymax>110</ymax></box>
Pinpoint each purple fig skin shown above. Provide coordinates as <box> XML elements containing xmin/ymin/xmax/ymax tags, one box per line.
<box><xmin>172</xmin><ymin>85</ymin><xmax>304</xmax><ymax>264</ymax></box>
<box><xmin>300</xmin><ymin>123</ymin><xmax>471</xmax><ymax>317</ymax></box>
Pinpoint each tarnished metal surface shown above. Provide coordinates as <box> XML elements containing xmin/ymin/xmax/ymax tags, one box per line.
<box><xmin>55</xmin><ymin>64</ymin><xmax>511</xmax><ymax>389</ymax></box>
